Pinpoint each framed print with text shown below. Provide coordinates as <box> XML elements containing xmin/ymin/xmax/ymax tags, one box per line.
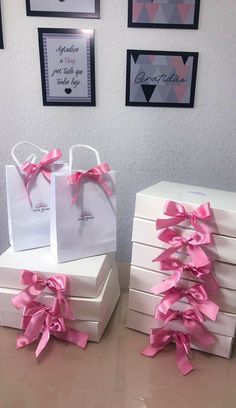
<box><xmin>38</xmin><ymin>28</ymin><xmax>96</xmax><ymax>106</ymax></box>
<box><xmin>26</xmin><ymin>0</ymin><xmax>100</xmax><ymax>19</ymax></box>
<box><xmin>126</xmin><ymin>50</ymin><xmax>198</xmax><ymax>108</ymax></box>
<box><xmin>128</xmin><ymin>0</ymin><xmax>201</xmax><ymax>29</ymax></box>
<box><xmin>0</xmin><ymin>1</ymin><xmax>3</xmax><ymax>49</ymax></box>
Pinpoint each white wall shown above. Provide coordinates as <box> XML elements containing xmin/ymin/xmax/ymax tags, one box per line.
<box><xmin>0</xmin><ymin>0</ymin><xmax>236</xmax><ymax>261</ymax></box>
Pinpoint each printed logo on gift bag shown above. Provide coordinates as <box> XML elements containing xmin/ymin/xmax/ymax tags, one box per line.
<box><xmin>78</xmin><ymin>209</ymin><xmax>94</xmax><ymax>223</ymax></box>
<box><xmin>188</xmin><ymin>191</ymin><xmax>207</xmax><ymax>197</ymax></box>
<box><xmin>33</xmin><ymin>202</ymin><xmax>50</xmax><ymax>213</ymax></box>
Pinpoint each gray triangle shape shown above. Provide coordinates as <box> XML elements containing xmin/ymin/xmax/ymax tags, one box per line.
<box><xmin>169</xmin><ymin>7</ymin><xmax>181</xmax><ymax>24</ymax></box>
<box><xmin>158</xmin><ymin>85</ymin><xmax>172</xmax><ymax>103</ymax></box>
<box><xmin>161</xmin><ymin>4</ymin><xmax>176</xmax><ymax>23</ymax></box>
<box><xmin>156</xmin><ymin>5</ymin><xmax>167</xmax><ymax>23</ymax></box>
<box><xmin>138</xmin><ymin>6</ymin><xmax>150</xmax><ymax>23</ymax></box>
<box><xmin>133</xmin><ymin>86</ymin><xmax>147</xmax><ymax>103</ymax></box>
<box><xmin>166</xmin><ymin>87</ymin><xmax>178</xmax><ymax>103</ymax></box>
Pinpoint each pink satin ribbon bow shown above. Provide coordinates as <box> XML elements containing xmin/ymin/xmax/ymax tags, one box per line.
<box><xmin>11</xmin><ymin>270</ymin><xmax>73</xmax><ymax>320</ymax></box>
<box><xmin>156</xmin><ymin>308</ymin><xmax>215</xmax><ymax>348</ymax></box>
<box><xmin>155</xmin><ymin>284</ymin><xmax>219</xmax><ymax>321</ymax></box>
<box><xmin>17</xmin><ymin>301</ymin><xmax>88</xmax><ymax>358</ymax></box>
<box><xmin>142</xmin><ymin>329</ymin><xmax>194</xmax><ymax>376</ymax></box>
<box><xmin>156</xmin><ymin>201</ymin><xmax>212</xmax><ymax>233</ymax></box>
<box><xmin>22</xmin><ymin>148</ymin><xmax>62</xmax><ymax>186</ymax></box>
<box><xmin>151</xmin><ymin>258</ymin><xmax>219</xmax><ymax>296</ymax></box>
<box><xmin>153</xmin><ymin>228</ymin><xmax>213</xmax><ymax>268</ymax></box>
<box><xmin>68</xmin><ymin>162</ymin><xmax>113</xmax><ymax>205</ymax></box>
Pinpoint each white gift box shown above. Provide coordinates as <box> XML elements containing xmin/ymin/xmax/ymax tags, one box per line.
<box><xmin>127</xmin><ymin>310</ymin><xmax>234</xmax><ymax>358</ymax></box>
<box><xmin>135</xmin><ymin>181</ymin><xmax>236</xmax><ymax>238</ymax></box>
<box><xmin>128</xmin><ymin>288</ymin><xmax>236</xmax><ymax>337</ymax></box>
<box><xmin>0</xmin><ymin>263</ymin><xmax>120</xmax><ymax>322</ymax></box>
<box><xmin>132</xmin><ymin>217</ymin><xmax>236</xmax><ymax>265</ymax></box>
<box><xmin>0</xmin><ymin>277</ymin><xmax>120</xmax><ymax>343</ymax></box>
<box><xmin>0</xmin><ymin>246</ymin><xmax>114</xmax><ymax>298</ymax></box>
<box><xmin>132</xmin><ymin>243</ymin><xmax>236</xmax><ymax>291</ymax></box>
<box><xmin>130</xmin><ymin>266</ymin><xmax>236</xmax><ymax>314</ymax></box>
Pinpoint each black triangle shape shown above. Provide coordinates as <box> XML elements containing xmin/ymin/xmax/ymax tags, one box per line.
<box><xmin>141</xmin><ymin>85</ymin><xmax>157</xmax><ymax>102</ymax></box>
<box><xmin>131</xmin><ymin>51</ymin><xmax>140</xmax><ymax>64</ymax></box>
<box><xmin>181</xmin><ymin>55</ymin><xmax>189</xmax><ymax>65</ymax></box>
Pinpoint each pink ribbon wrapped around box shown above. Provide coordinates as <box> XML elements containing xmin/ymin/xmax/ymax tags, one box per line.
<box><xmin>142</xmin><ymin>329</ymin><xmax>194</xmax><ymax>376</ymax></box>
<box><xmin>17</xmin><ymin>300</ymin><xmax>88</xmax><ymax>358</ymax></box>
<box><xmin>154</xmin><ymin>284</ymin><xmax>219</xmax><ymax>321</ymax></box>
<box><xmin>22</xmin><ymin>148</ymin><xmax>62</xmax><ymax>189</ymax></box>
<box><xmin>11</xmin><ymin>270</ymin><xmax>73</xmax><ymax>320</ymax></box>
<box><xmin>156</xmin><ymin>308</ymin><xmax>215</xmax><ymax>348</ymax></box>
<box><xmin>152</xmin><ymin>258</ymin><xmax>219</xmax><ymax>296</ymax></box>
<box><xmin>152</xmin><ymin>228</ymin><xmax>213</xmax><ymax>268</ymax></box>
<box><xmin>156</xmin><ymin>201</ymin><xmax>212</xmax><ymax>233</ymax></box>
<box><xmin>68</xmin><ymin>162</ymin><xmax>113</xmax><ymax>205</ymax></box>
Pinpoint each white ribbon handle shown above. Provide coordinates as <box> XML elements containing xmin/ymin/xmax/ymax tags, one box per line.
<box><xmin>69</xmin><ymin>144</ymin><xmax>101</xmax><ymax>172</ymax></box>
<box><xmin>11</xmin><ymin>141</ymin><xmax>49</xmax><ymax>167</ymax></box>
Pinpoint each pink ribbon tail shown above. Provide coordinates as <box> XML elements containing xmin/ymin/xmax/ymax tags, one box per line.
<box><xmin>175</xmin><ymin>335</ymin><xmax>194</xmax><ymax>376</ymax></box>
<box><xmin>151</xmin><ymin>270</ymin><xmax>182</xmax><ymax>295</ymax></box>
<box><xmin>55</xmin><ymin>328</ymin><xmax>88</xmax><ymax>350</ymax></box>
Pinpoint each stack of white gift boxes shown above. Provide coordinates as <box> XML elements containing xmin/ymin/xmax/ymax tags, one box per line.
<box><xmin>0</xmin><ymin>248</ymin><xmax>120</xmax><ymax>343</ymax></box>
<box><xmin>0</xmin><ymin>143</ymin><xmax>120</xmax><ymax>356</ymax></box>
<box><xmin>127</xmin><ymin>181</ymin><xmax>236</xmax><ymax>367</ymax></box>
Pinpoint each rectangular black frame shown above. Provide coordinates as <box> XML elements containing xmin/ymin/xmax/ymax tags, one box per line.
<box><xmin>126</xmin><ymin>49</ymin><xmax>198</xmax><ymax>108</ymax></box>
<box><xmin>38</xmin><ymin>28</ymin><xmax>96</xmax><ymax>106</ymax></box>
<box><xmin>128</xmin><ymin>0</ymin><xmax>201</xmax><ymax>29</ymax></box>
<box><xmin>0</xmin><ymin>1</ymin><xmax>3</xmax><ymax>49</ymax></box>
<box><xmin>26</xmin><ymin>0</ymin><xmax>100</xmax><ymax>19</ymax></box>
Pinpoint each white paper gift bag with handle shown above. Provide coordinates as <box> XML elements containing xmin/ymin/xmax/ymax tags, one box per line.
<box><xmin>50</xmin><ymin>144</ymin><xmax>117</xmax><ymax>263</ymax></box>
<box><xmin>6</xmin><ymin>141</ymin><xmax>66</xmax><ymax>252</ymax></box>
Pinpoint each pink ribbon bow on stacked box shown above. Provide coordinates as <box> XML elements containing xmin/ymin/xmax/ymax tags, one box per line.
<box><xmin>152</xmin><ymin>228</ymin><xmax>213</xmax><ymax>268</ymax></box>
<box><xmin>11</xmin><ymin>270</ymin><xmax>73</xmax><ymax>320</ymax></box>
<box><xmin>152</xmin><ymin>258</ymin><xmax>219</xmax><ymax>296</ymax></box>
<box><xmin>156</xmin><ymin>201</ymin><xmax>212</xmax><ymax>233</ymax></box>
<box><xmin>142</xmin><ymin>329</ymin><xmax>194</xmax><ymax>376</ymax></box>
<box><xmin>154</xmin><ymin>284</ymin><xmax>219</xmax><ymax>321</ymax></box>
<box><xmin>68</xmin><ymin>162</ymin><xmax>113</xmax><ymax>205</ymax></box>
<box><xmin>156</xmin><ymin>308</ymin><xmax>215</xmax><ymax>348</ymax></box>
<box><xmin>17</xmin><ymin>300</ymin><xmax>88</xmax><ymax>358</ymax></box>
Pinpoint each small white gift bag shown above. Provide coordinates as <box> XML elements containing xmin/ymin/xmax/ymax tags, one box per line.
<box><xmin>6</xmin><ymin>141</ymin><xmax>66</xmax><ymax>252</ymax></box>
<box><xmin>50</xmin><ymin>144</ymin><xmax>116</xmax><ymax>263</ymax></box>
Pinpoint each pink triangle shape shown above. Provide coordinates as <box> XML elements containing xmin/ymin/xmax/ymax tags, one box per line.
<box><xmin>145</xmin><ymin>4</ymin><xmax>160</xmax><ymax>23</ymax></box>
<box><xmin>132</xmin><ymin>4</ymin><xmax>144</xmax><ymax>22</ymax></box>
<box><xmin>177</xmin><ymin>4</ymin><xmax>193</xmax><ymax>23</ymax></box>
<box><xmin>174</xmin><ymin>84</ymin><xmax>188</xmax><ymax>102</ymax></box>
<box><xmin>171</xmin><ymin>56</ymin><xmax>190</xmax><ymax>78</ymax></box>
<box><xmin>148</xmin><ymin>54</ymin><xmax>156</xmax><ymax>64</ymax></box>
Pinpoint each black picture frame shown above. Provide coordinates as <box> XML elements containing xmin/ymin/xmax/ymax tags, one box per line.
<box><xmin>126</xmin><ymin>49</ymin><xmax>198</xmax><ymax>108</ymax></box>
<box><xmin>128</xmin><ymin>0</ymin><xmax>201</xmax><ymax>29</ymax></box>
<box><xmin>38</xmin><ymin>28</ymin><xmax>96</xmax><ymax>106</ymax></box>
<box><xmin>0</xmin><ymin>1</ymin><xmax>3</xmax><ymax>49</ymax></box>
<box><xmin>26</xmin><ymin>0</ymin><xmax>100</xmax><ymax>19</ymax></box>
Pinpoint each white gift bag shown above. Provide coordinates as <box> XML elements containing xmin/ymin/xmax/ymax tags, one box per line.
<box><xmin>50</xmin><ymin>144</ymin><xmax>117</xmax><ymax>263</ymax></box>
<box><xmin>6</xmin><ymin>141</ymin><xmax>66</xmax><ymax>252</ymax></box>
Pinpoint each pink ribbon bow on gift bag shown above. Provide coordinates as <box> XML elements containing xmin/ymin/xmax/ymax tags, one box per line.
<box><xmin>22</xmin><ymin>148</ymin><xmax>62</xmax><ymax>187</ymax></box>
<box><xmin>68</xmin><ymin>162</ymin><xmax>113</xmax><ymax>205</ymax></box>
<box><xmin>142</xmin><ymin>329</ymin><xmax>194</xmax><ymax>376</ymax></box>
<box><xmin>152</xmin><ymin>228</ymin><xmax>213</xmax><ymax>268</ymax></box>
<box><xmin>152</xmin><ymin>258</ymin><xmax>219</xmax><ymax>296</ymax></box>
<box><xmin>156</xmin><ymin>201</ymin><xmax>212</xmax><ymax>233</ymax></box>
<box><xmin>156</xmin><ymin>308</ymin><xmax>215</xmax><ymax>348</ymax></box>
<box><xmin>17</xmin><ymin>300</ymin><xmax>88</xmax><ymax>358</ymax></box>
<box><xmin>154</xmin><ymin>284</ymin><xmax>219</xmax><ymax>321</ymax></box>
<box><xmin>11</xmin><ymin>270</ymin><xmax>73</xmax><ymax>320</ymax></box>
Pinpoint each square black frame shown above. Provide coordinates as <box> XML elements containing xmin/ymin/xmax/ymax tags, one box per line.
<box><xmin>128</xmin><ymin>0</ymin><xmax>201</xmax><ymax>29</ymax></box>
<box><xmin>38</xmin><ymin>28</ymin><xmax>96</xmax><ymax>106</ymax></box>
<box><xmin>0</xmin><ymin>1</ymin><xmax>3</xmax><ymax>49</ymax></box>
<box><xmin>126</xmin><ymin>49</ymin><xmax>198</xmax><ymax>108</ymax></box>
<box><xmin>26</xmin><ymin>0</ymin><xmax>100</xmax><ymax>19</ymax></box>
